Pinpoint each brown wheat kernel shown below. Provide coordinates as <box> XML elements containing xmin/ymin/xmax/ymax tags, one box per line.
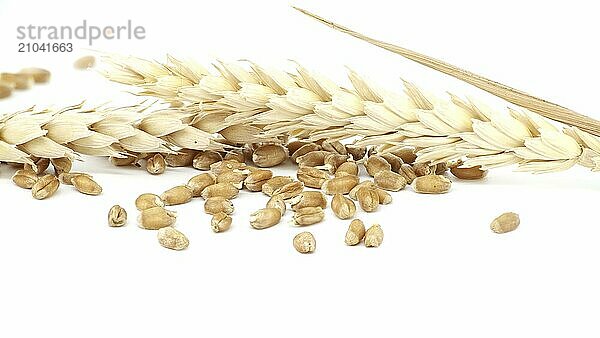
<box><xmin>291</xmin><ymin>143</ymin><xmax>321</xmax><ymax>162</ymax></box>
<box><xmin>250</xmin><ymin>208</ymin><xmax>282</xmax><ymax>229</ymax></box>
<box><xmin>135</xmin><ymin>193</ymin><xmax>165</xmax><ymax>211</ymax></box>
<box><xmin>27</xmin><ymin>157</ymin><xmax>50</xmax><ymax>174</ymax></box>
<box><xmin>204</xmin><ymin>197</ymin><xmax>234</xmax><ymax>215</ymax></box>
<box><xmin>252</xmin><ymin>144</ymin><xmax>288</xmax><ymax>167</ymax></box>
<box><xmin>58</xmin><ymin>172</ymin><xmax>91</xmax><ymax>185</ymax></box>
<box><xmin>381</xmin><ymin>153</ymin><xmax>404</xmax><ymax>172</ymax></box>
<box><xmin>434</xmin><ymin>162</ymin><xmax>448</xmax><ymax>175</ymax></box>
<box><xmin>287</xmin><ymin>140</ymin><xmax>312</xmax><ymax>154</ymax></box>
<box><xmin>1</xmin><ymin>72</ymin><xmax>34</xmax><ymax>89</ymax></box>
<box><xmin>193</xmin><ymin>150</ymin><xmax>223</xmax><ymax>170</ymax></box>
<box><xmin>187</xmin><ymin>173</ymin><xmax>216</xmax><ymax>197</ymax></box>
<box><xmin>392</xmin><ymin>148</ymin><xmax>417</xmax><ymax>164</ymax></box>
<box><xmin>293</xmin><ymin>232</ymin><xmax>316</xmax><ymax>254</ymax></box>
<box><xmin>399</xmin><ymin>164</ymin><xmax>418</xmax><ymax>184</ymax></box>
<box><xmin>295</xmin><ymin>150</ymin><xmax>331</xmax><ymax>167</ymax></box>
<box><xmin>364</xmin><ymin>224</ymin><xmax>384</xmax><ymax>247</ymax></box>
<box><xmin>157</xmin><ymin>226</ymin><xmax>189</xmax><ymax>250</ymax></box>
<box><xmin>412</xmin><ymin>163</ymin><xmax>431</xmax><ymax>176</ymax></box>
<box><xmin>201</xmin><ymin>182</ymin><xmax>239</xmax><ymax>200</ymax></box>
<box><xmin>365</xmin><ymin>155</ymin><xmax>392</xmax><ymax>176</ymax></box>
<box><xmin>108</xmin><ymin>205</ymin><xmax>127</xmax><ymax>227</ymax></box>
<box><xmin>210</xmin><ymin>159</ymin><xmax>247</xmax><ymax>175</ymax></box>
<box><xmin>164</xmin><ymin>149</ymin><xmax>197</xmax><ymax>167</ymax></box>
<box><xmin>244</xmin><ymin>169</ymin><xmax>273</xmax><ymax>191</ymax></box>
<box><xmin>323</xmin><ymin>153</ymin><xmax>350</xmax><ymax>173</ymax></box>
<box><xmin>290</xmin><ymin>191</ymin><xmax>328</xmax><ymax>211</ymax></box>
<box><xmin>242</xmin><ymin>144</ymin><xmax>256</xmax><ymax>162</ymax></box>
<box><xmin>211</xmin><ymin>212</ymin><xmax>232</xmax><ymax>233</ymax></box>
<box><xmin>490</xmin><ymin>212</ymin><xmax>520</xmax><ymax>234</ymax></box>
<box><xmin>74</xmin><ymin>55</ymin><xmax>96</xmax><ymax>69</ymax></box>
<box><xmin>450</xmin><ymin>166</ymin><xmax>488</xmax><ymax>180</ymax></box>
<box><xmin>374</xmin><ymin>170</ymin><xmax>407</xmax><ymax>191</ymax></box>
<box><xmin>216</xmin><ymin>170</ymin><xmax>248</xmax><ymax>189</ymax></box>
<box><xmin>345</xmin><ymin>219</ymin><xmax>366</xmax><ymax>245</ymax></box>
<box><xmin>321</xmin><ymin>140</ymin><xmax>347</xmax><ymax>155</ymax></box>
<box><xmin>345</xmin><ymin>144</ymin><xmax>367</xmax><ymax>161</ymax></box>
<box><xmin>356</xmin><ymin>187</ymin><xmax>379</xmax><ymax>212</ymax></box>
<box><xmin>160</xmin><ymin>185</ymin><xmax>193</xmax><ymax>205</ymax></box>
<box><xmin>273</xmin><ymin>181</ymin><xmax>304</xmax><ymax>200</ymax></box>
<box><xmin>261</xmin><ymin>176</ymin><xmax>294</xmax><ymax>196</ymax></box>
<box><xmin>349</xmin><ymin>181</ymin><xmax>376</xmax><ymax>200</ymax></box>
<box><xmin>138</xmin><ymin>207</ymin><xmax>177</xmax><ymax>230</ymax></box>
<box><xmin>374</xmin><ymin>188</ymin><xmax>392</xmax><ymax>205</ymax></box>
<box><xmin>331</xmin><ymin>194</ymin><xmax>356</xmax><ymax>220</ymax></box>
<box><xmin>72</xmin><ymin>175</ymin><xmax>102</xmax><ymax>196</ymax></box>
<box><xmin>412</xmin><ymin>175</ymin><xmax>452</xmax><ymax>194</ymax></box>
<box><xmin>19</xmin><ymin>67</ymin><xmax>51</xmax><ymax>83</ymax></box>
<box><xmin>0</xmin><ymin>83</ymin><xmax>12</xmax><ymax>99</ymax></box>
<box><xmin>335</xmin><ymin>161</ymin><xmax>359</xmax><ymax>177</ymax></box>
<box><xmin>109</xmin><ymin>156</ymin><xmax>138</xmax><ymax>167</ymax></box>
<box><xmin>146</xmin><ymin>153</ymin><xmax>166</xmax><ymax>175</ymax></box>
<box><xmin>321</xmin><ymin>175</ymin><xmax>359</xmax><ymax>195</ymax></box>
<box><xmin>224</xmin><ymin>151</ymin><xmax>245</xmax><ymax>163</ymax></box>
<box><xmin>266</xmin><ymin>194</ymin><xmax>286</xmax><ymax>216</ymax></box>
<box><xmin>296</xmin><ymin>166</ymin><xmax>329</xmax><ymax>189</ymax></box>
<box><xmin>293</xmin><ymin>207</ymin><xmax>325</xmax><ymax>226</ymax></box>
<box><xmin>12</xmin><ymin>169</ymin><xmax>38</xmax><ymax>189</ymax></box>
<box><xmin>31</xmin><ymin>174</ymin><xmax>59</xmax><ymax>200</ymax></box>
<box><xmin>51</xmin><ymin>157</ymin><xmax>72</xmax><ymax>175</ymax></box>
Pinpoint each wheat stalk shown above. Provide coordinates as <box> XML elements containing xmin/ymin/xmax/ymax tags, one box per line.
<box><xmin>0</xmin><ymin>102</ymin><xmax>227</xmax><ymax>166</ymax></box>
<box><xmin>100</xmin><ymin>54</ymin><xmax>600</xmax><ymax>174</ymax></box>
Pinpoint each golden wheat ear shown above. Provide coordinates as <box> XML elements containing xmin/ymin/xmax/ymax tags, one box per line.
<box><xmin>292</xmin><ymin>6</ymin><xmax>600</xmax><ymax>137</ymax></box>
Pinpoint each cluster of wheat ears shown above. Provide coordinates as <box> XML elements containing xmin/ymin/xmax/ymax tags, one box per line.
<box><xmin>1</xmin><ymin>8</ymin><xmax>599</xmax><ymax>177</ymax></box>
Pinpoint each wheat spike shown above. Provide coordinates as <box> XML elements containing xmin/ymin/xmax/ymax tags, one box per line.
<box><xmin>100</xmin><ymin>54</ymin><xmax>600</xmax><ymax>174</ymax></box>
<box><xmin>0</xmin><ymin>102</ymin><xmax>227</xmax><ymax>165</ymax></box>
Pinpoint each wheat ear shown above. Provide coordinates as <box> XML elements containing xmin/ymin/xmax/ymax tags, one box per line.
<box><xmin>101</xmin><ymin>55</ymin><xmax>600</xmax><ymax>174</ymax></box>
<box><xmin>0</xmin><ymin>102</ymin><xmax>228</xmax><ymax>165</ymax></box>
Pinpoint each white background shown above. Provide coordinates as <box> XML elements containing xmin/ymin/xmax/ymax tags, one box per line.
<box><xmin>1</xmin><ymin>0</ymin><xmax>599</xmax><ymax>337</ymax></box>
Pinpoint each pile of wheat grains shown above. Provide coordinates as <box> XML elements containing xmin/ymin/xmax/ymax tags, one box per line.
<box><xmin>108</xmin><ymin>140</ymin><xmax>513</xmax><ymax>252</ymax></box>
<box><xmin>6</xmin><ymin>135</ymin><xmax>518</xmax><ymax>252</ymax></box>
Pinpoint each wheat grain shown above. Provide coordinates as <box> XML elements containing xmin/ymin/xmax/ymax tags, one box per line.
<box><xmin>157</xmin><ymin>226</ymin><xmax>189</xmax><ymax>250</ymax></box>
<box><xmin>108</xmin><ymin>205</ymin><xmax>127</xmax><ymax>227</ymax></box>
<box><xmin>345</xmin><ymin>219</ymin><xmax>366</xmax><ymax>246</ymax></box>
<box><xmin>293</xmin><ymin>232</ymin><xmax>316</xmax><ymax>254</ymax></box>
<box><xmin>364</xmin><ymin>224</ymin><xmax>384</xmax><ymax>247</ymax></box>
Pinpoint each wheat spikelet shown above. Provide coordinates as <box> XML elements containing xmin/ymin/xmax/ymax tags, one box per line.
<box><xmin>101</xmin><ymin>54</ymin><xmax>600</xmax><ymax>174</ymax></box>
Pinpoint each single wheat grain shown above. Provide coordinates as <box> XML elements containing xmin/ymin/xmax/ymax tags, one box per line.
<box><xmin>293</xmin><ymin>232</ymin><xmax>316</xmax><ymax>254</ymax></box>
<box><xmin>157</xmin><ymin>226</ymin><xmax>189</xmax><ymax>250</ymax></box>
<box><xmin>108</xmin><ymin>205</ymin><xmax>127</xmax><ymax>227</ymax></box>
